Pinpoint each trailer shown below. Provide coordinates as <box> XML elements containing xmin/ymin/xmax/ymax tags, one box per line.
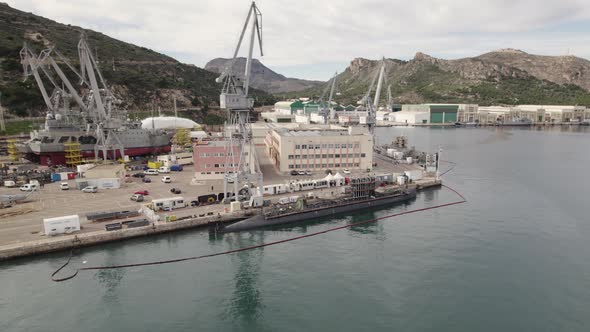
<box><xmin>151</xmin><ymin>197</ymin><xmax>187</xmax><ymax>211</ymax></box>
<box><xmin>43</xmin><ymin>215</ymin><xmax>81</xmax><ymax>236</ymax></box>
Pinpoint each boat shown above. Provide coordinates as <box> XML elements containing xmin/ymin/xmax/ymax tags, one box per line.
<box><xmin>17</xmin><ymin>111</ymin><xmax>173</xmax><ymax>165</ymax></box>
<box><xmin>222</xmin><ymin>176</ymin><xmax>417</xmax><ymax>232</ymax></box>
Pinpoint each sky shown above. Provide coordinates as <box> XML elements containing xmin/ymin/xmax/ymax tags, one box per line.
<box><xmin>7</xmin><ymin>0</ymin><xmax>590</xmax><ymax>81</ymax></box>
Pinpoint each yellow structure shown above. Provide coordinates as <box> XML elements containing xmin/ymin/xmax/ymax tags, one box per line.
<box><xmin>7</xmin><ymin>139</ymin><xmax>20</xmax><ymax>162</ymax></box>
<box><xmin>64</xmin><ymin>142</ymin><xmax>82</xmax><ymax>167</ymax></box>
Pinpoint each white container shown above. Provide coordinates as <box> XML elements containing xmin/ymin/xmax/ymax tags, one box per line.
<box><xmin>396</xmin><ymin>176</ymin><xmax>406</xmax><ymax>185</ymax></box>
<box><xmin>230</xmin><ymin>201</ymin><xmax>241</xmax><ymax>212</ymax></box>
<box><xmin>59</xmin><ymin>172</ymin><xmax>69</xmax><ymax>181</ymax></box>
<box><xmin>4</xmin><ymin>180</ymin><xmax>16</xmax><ymax>187</ymax></box>
<box><xmin>404</xmin><ymin>170</ymin><xmax>423</xmax><ymax>181</ymax></box>
<box><xmin>43</xmin><ymin>215</ymin><xmax>80</xmax><ymax>236</ymax></box>
<box><xmin>151</xmin><ymin>197</ymin><xmax>186</xmax><ymax>211</ymax></box>
<box><xmin>406</xmin><ymin>157</ymin><xmax>413</xmax><ymax>164</ymax></box>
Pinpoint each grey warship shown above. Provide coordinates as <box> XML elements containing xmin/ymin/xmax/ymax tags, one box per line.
<box><xmin>222</xmin><ymin>176</ymin><xmax>417</xmax><ymax>232</ymax></box>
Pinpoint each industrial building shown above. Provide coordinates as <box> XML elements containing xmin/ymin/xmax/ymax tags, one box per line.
<box><xmin>193</xmin><ymin>140</ymin><xmax>250</xmax><ymax>180</ymax></box>
<box><xmin>400</xmin><ymin>104</ymin><xmax>460</xmax><ymax>124</ymax></box>
<box><xmin>265</xmin><ymin>125</ymin><xmax>374</xmax><ymax>173</ymax></box>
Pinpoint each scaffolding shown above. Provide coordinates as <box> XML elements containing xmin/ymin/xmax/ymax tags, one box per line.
<box><xmin>350</xmin><ymin>176</ymin><xmax>376</xmax><ymax>199</ymax></box>
<box><xmin>7</xmin><ymin>139</ymin><xmax>21</xmax><ymax>162</ymax></box>
<box><xmin>64</xmin><ymin>141</ymin><xmax>82</xmax><ymax>167</ymax></box>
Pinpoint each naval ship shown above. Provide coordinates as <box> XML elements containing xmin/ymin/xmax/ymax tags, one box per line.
<box><xmin>222</xmin><ymin>176</ymin><xmax>417</xmax><ymax>232</ymax></box>
<box><xmin>17</xmin><ymin>105</ymin><xmax>173</xmax><ymax>166</ymax></box>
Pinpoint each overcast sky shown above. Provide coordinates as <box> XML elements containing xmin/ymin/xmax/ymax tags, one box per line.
<box><xmin>8</xmin><ymin>0</ymin><xmax>590</xmax><ymax>81</ymax></box>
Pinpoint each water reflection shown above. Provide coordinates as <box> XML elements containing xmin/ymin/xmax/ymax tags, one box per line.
<box><xmin>223</xmin><ymin>232</ymin><xmax>265</xmax><ymax>325</ymax></box>
<box><xmin>95</xmin><ymin>249</ymin><xmax>125</xmax><ymax>302</ymax></box>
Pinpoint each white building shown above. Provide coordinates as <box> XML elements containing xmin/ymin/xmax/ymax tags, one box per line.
<box><xmin>393</xmin><ymin>111</ymin><xmax>429</xmax><ymax>124</ymax></box>
<box><xmin>265</xmin><ymin>125</ymin><xmax>374</xmax><ymax>173</ymax></box>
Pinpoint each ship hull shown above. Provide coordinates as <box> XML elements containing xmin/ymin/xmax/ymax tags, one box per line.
<box><xmin>223</xmin><ymin>189</ymin><xmax>417</xmax><ymax>232</ymax></box>
<box><xmin>29</xmin><ymin>145</ymin><xmax>172</xmax><ymax>165</ymax></box>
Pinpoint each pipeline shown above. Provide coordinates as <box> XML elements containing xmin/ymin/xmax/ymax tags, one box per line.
<box><xmin>52</xmin><ymin>167</ymin><xmax>465</xmax><ymax>282</ymax></box>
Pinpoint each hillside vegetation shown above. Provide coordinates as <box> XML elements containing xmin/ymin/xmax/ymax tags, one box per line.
<box><xmin>0</xmin><ymin>3</ymin><xmax>275</xmax><ymax>120</ymax></box>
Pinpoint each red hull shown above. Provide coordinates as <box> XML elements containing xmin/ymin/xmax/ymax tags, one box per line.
<box><xmin>32</xmin><ymin>146</ymin><xmax>172</xmax><ymax>166</ymax></box>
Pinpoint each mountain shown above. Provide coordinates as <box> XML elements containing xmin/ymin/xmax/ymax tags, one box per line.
<box><xmin>289</xmin><ymin>49</ymin><xmax>590</xmax><ymax>106</ymax></box>
<box><xmin>0</xmin><ymin>3</ymin><xmax>275</xmax><ymax>120</ymax></box>
<box><xmin>205</xmin><ymin>57</ymin><xmax>321</xmax><ymax>93</ymax></box>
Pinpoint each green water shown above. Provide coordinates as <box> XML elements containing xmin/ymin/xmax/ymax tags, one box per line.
<box><xmin>2</xmin><ymin>126</ymin><xmax>590</xmax><ymax>331</ymax></box>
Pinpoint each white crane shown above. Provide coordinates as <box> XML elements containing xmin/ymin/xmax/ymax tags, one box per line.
<box><xmin>218</xmin><ymin>1</ymin><xmax>264</xmax><ymax>204</ymax></box>
<box><xmin>318</xmin><ymin>72</ymin><xmax>338</xmax><ymax>123</ymax></box>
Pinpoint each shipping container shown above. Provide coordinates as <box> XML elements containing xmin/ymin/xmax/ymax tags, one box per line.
<box><xmin>105</xmin><ymin>223</ymin><xmax>123</xmax><ymax>231</ymax></box>
<box><xmin>151</xmin><ymin>197</ymin><xmax>187</xmax><ymax>211</ymax></box>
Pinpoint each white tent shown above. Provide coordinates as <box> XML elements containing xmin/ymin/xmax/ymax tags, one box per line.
<box><xmin>141</xmin><ymin>116</ymin><xmax>200</xmax><ymax>130</ymax></box>
<box><xmin>333</xmin><ymin>172</ymin><xmax>345</xmax><ymax>186</ymax></box>
<box><xmin>324</xmin><ymin>173</ymin><xmax>335</xmax><ymax>181</ymax></box>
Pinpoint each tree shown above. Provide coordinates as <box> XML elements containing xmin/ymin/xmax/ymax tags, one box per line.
<box><xmin>172</xmin><ymin>128</ymin><xmax>191</xmax><ymax>146</ymax></box>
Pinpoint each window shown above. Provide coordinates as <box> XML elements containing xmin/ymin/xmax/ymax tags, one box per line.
<box><xmin>354</xmin><ymin>143</ymin><xmax>359</xmax><ymax>148</ymax></box>
<box><xmin>295</xmin><ymin>164</ymin><xmax>301</xmax><ymax>169</ymax></box>
<box><xmin>322</xmin><ymin>154</ymin><xmax>327</xmax><ymax>158</ymax></box>
<box><xmin>361</xmin><ymin>153</ymin><xmax>366</xmax><ymax>157</ymax></box>
<box><xmin>355</xmin><ymin>163</ymin><xmax>360</xmax><ymax>167</ymax></box>
<box><xmin>214</xmin><ymin>164</ymin><xmax>219</xmax><ymax>168</ymax></box>
<box><xmin>302</xmin><ymin>164</ymin><xmax>308</xmax><ymax>168</ymax></box>
<box><xmin>295</xmin><ymin>155</ymin><xmax>300</xmax><ymax>159</ymax></box>
<box><xmin>335</xmin><ymin>144</ymin><xmax>340</xmax><ymax>148</ymax></box>
<box><xmin>289</xmin><ymin>165</ymin><xmax>294</xmax><ymax>169</ymax></box>
<box><xmin>329</xmin><ymin>144</ymin><xmax>334</xmax><ymax>148</ymax></box>
<box><xmin>328</xmin><ymin>154</ymin><xmax>334</xmax><ymax>158</ymax></box>
<box><xmin>302</xmin><ymin>155</ymin><xmax>307</xmax><ymax>159</ymax></box>
<box><xmin>335</xmin><ymin>154</ymin><xmax>340</xmax><ymax>158</ymax></box>
<box><xmin>322</xmin><ymin>164</ymin><xmax>327</xmax><ymax>168</ymax></box>
<box><xmin>302</xmin><ymin>145</ymin><xmax>307</xmax><ymax>149</ymax></box>
<box><xmin>315</xmin><ymin>144</ymin><xmax>320</xmax><ymax>149</ymax></box>
<box><xmin>348</xmin><ymin>144</ymin><xmax>353</xmax><ymax>148</ymax></box>
<box><xmin>295</xmin><ymin>145</ymin><xmax>300</xmax><ymax>149</ymax></box>
<box><xmin>328</xmin><ymin>163</ymin><xmax>334</xmax><ymax>167</ymax></box>
<box><xmin>315</xmin><ymin>154</ymin><xmax>321</xmax><ymax>158</ymax></box>
<box><xmin>321</xmin><ymin>144</ymin><xmax>327</xmax><ymax>148</ymax></box>
<box><xmin>335</xmin><ymin>163</ymin><xmax>340</xmax><ymax>167</ymax></box>
<box><xmin>288</xmin><ymin>155</ymin><xmax>294</xmax><ymax>160</ymax></box>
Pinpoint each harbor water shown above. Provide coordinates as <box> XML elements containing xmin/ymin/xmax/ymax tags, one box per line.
<box><xmin>2</xmin><ymin>126</ymin><xmax>590</xmax><ymax>331</ymax></box>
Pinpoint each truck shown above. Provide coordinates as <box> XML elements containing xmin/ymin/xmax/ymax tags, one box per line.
<box><xmin>170</xmin><ymin>164</ymin><xmax>183</xmax><ymax>172</ymax></box>
<box><xmin>158</xmin><ymin>166</ymin><xmax>171</xmax><ymax>174</ymax></box>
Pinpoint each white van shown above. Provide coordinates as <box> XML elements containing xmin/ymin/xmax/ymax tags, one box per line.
<box><xmin>20</xmin><ymin>183</ymin><xmax>38</xmax><ymax>192</ymax></box>
<box><xmin>144</xmin><ymin>169</ymin><xmax>159</xmax><ymax>176</ymax></box>
<box><xmin>161</xmin><ymin>176</ymin><xmax>172</xmax><ymax>183</ymax></box>
<box><xmin>60</xmin><ymin>182</ymin><xmax>69</xmax><ymax>190</ymax></box>
<box><xmin>158</xmin><ymin>166</ymin><xmax>170</xmax><ymax>174</ymax></box>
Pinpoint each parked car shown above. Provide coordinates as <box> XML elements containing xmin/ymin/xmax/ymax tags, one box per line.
<box><xmin>305</xmin><ymin>171</ymin><xmax>313</xmax><ymax>175</ymax></box>
<box><xmin>162</xmin><ymin>176</ymin><xmax>172</xmax><ymax>183</ymax></box>
<box><xmin>142</xmin><ymin>177</ymin><xmax>152</xmax><ymax>183</ymax></box>
<box><xmin>82</xmin><ymin>186</ymin><xmax>98</xmax><ymax>193</ymax></box>
<box><xmin>297</xmin><ymin>170</ymin><xmax>306</xmax><ymax>175</ymax></box>
<box><xmin>134</xmin><ymin>190</ymin><xmax>149</xmax><ymax>195</ymax></box>
<box><xmin>170</xmin><ymin>188</ymin><xmax>181</xmax><ymax>194</ymax></box>
<box><xmin>130</xmin><ymin>194</ymin><xmax>144</xmax><ymax>202</ymax></box>
<box><xmin>144</xmin><ymin>169</ymin><xmax>159</xmax><ymax>176</ymax></box>
<box><xmin>290</xmin><ymin>170</ymin><xmax>299</xmax><ymax>176</ymax></box>
<box><xmin>132</xmin><ymin>172</ymin><xmax>145</xmax><ymax>178</ymax></box>
<box><xmin>343</xmin><ymin>169</ymin><xmax>351</xmax><ymax>174</ymax></box>
<box><xmin>60</xmin><ymin>182</ymin><xmax>69</xmax><ymax>190</ymax></box>
<box><xmin>19</xmin><ymin>183</ymin><xmax>38</xmax><ymax>191</ymax></box>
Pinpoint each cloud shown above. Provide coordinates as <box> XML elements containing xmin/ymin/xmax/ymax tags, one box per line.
<box><xmin>7</xmin><ymin>0</ymin><xmax>590</xmax><ymax>80</ymax></box>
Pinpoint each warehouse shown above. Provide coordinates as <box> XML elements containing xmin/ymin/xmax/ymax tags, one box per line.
<box><xmin>265</xmin><ymin>125</ymin><xmax>374</xmax><ymax>173</ymax></box>
<box><xmin>401</xmin><ymin>104</ymin><xmax>460</xmax><ymax>124</ymax></box>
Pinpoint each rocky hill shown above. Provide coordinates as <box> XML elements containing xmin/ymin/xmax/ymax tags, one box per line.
<box><xmin>0</xmin><ymin>3</ymin><xmax>275</xmax><ymax>119</ymax></box>
<box><xmin>289</xmin><ymin>50</ymin><xmax>590</xmax><ymax>106</ymax></box>
<box><xmin>205</xmin><ymin>57</ymin><xmax>321</xmax><ymax>93</ymax></box>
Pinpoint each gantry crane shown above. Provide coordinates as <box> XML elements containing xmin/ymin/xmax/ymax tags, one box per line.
<box><xmin>20</xmin><ymin>34</ymin><xmax>124</xmax><ymax>161</ymax></box>
<box><xmin>217</xmin><ymin>1</ymin><xmax>264</xmax><ymax>204</ymax></box>
<box><xmin>318</xmin><ymin>72</ymin><xmax>338</xmax><ymax>123</ymax></box>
